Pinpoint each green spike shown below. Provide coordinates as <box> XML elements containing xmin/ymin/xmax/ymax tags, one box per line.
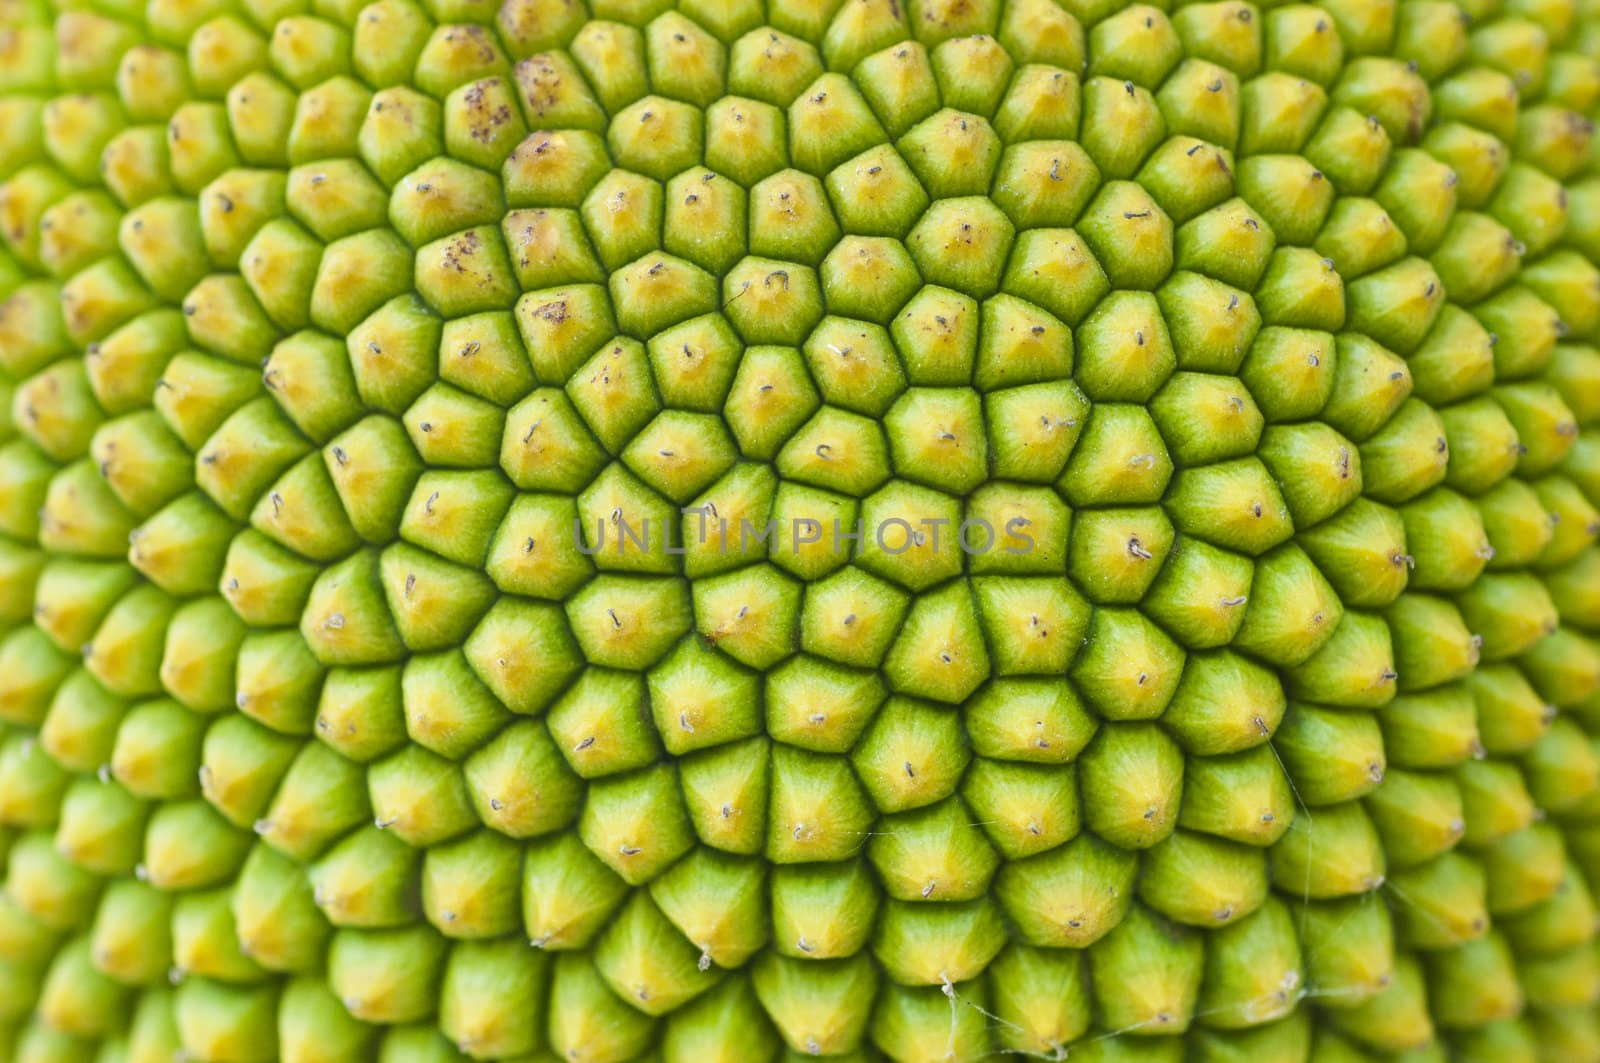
<box><xmin>307</xmin><ymin>826</ymin><xmax>420</xmax><ymax>929</ymax></box>
<box><xmin>158</xmin><ymin>596</ymin><xmax>247</xmax><ymax>712</ymax></box>
<box><xmin>647</xmin><ymin>848</ymin><xmax>766</xmax><ymax>970</ymax></box>
<box><xmin>141</xmin><ymin>800</ymin><xmax>251</xmax><ymax>891</ymax></box>
<box><xmin>421</xmin><ymin>831</ymin><xmax>521</xmax><ymax>938</ymax></box>
<box><xmin>678</xmin><ymin>736</ymin><xmax>770</xmax><ymax>855</ymax></box>
<box><xmin>129</xmin><ymin>494</ymin><xmax>235</xmax><ymax>597</ymax></box>
<box><xmin>1516</xmin><ymin>941</ymin><xmax>1600</xmax><ymax>1011</ymax></box>
<box><xmin>1190</xmin><ymin>1011</ymin><xmax>1313</xmax><ymax>1063</ymax></box>
<box><xmin>1314</xmin><ymin>197</ymin><xmax>1407</xmax><ymax>283</ymax></box>
<box><xmin>53</xmin><ymin>778</ymin><xmax>146</xmax><ymax>876</ymax></box>
<box><xmin>765</xmin><ymin>745</ymin><xmax>873</xmax><ymax>864</ymax></box>
<box><xmin>1273</xmin><ymin>702</ymin><xmax>1386</xmax><ymax>806</ymax></box>
<box><xmin>519</xmin><ymin>831</ymin><xmax>630</xmax><ymax>950</ymax></box>
<box><xmin>1380</xmin><ymin>684</ymin><xmax>1483</xmax><ymax>769</ymax></box>
<box><xmin>1322</xmin><ymin>953</ymin><xmax>1434</xmax><ymax>1053</ymax></box>
<box><xmin>1425</xmin><ymin>932</ymin><xmax>1524</xmax><ymax>1029</ymax></box>
<box><xmin>976</xmin><ymin>946</ymin><xmax>1087</xmax><ymax>1056</ymax></box>
<box><xmin>172</xmin><ymin>979</ymin><xmax>279</xmax><ymax>1063</ymax></box>
<box><xmin>1138</xmin><ymin>830</ymin><xmax>1267</xmax><ymax>927</ymax></box>
<box><xmin>1149</xmin><ymin>370</ymin><xmax>1262</xmax><ymax>464</ymax></box>
<box><xmin>593</xmin><ymin>890</ymin><xmax>717</xmax><ymax>1015</ymax></box>
<box><xmin>869</xmin><ymin>896</ymin><xmax>1006</xmax><ymax>986</ymax></box>
<box><xmin>1162</xmin><ymin>650</ymin><xmax>1285</xmax><ymax>756</ymax></box>
<box><xmin>226</xmin><ymin>627</ymin><xmax>320</xmax><ymax>737</ymax></box>
<box><xmin>546</xmin><ymin>952</ymin><xmax>657</xmax><ymax>1062</ymax></box>
<box><xmin>1179</xmin><ymin>746</ymin><xmax>1294</xmax><ymax>847</ymax></box>
<box><xmin>89</xmin><ymin>882</ymin><xmax>172</xmax><ymax>986</ymax></box>
<box><xmin>1079</xmin><ymin>722</ymin><xmax>1183</xmax><ymax>849</ymax></box>
<box><xmin>1388</xmin><ymin>851</ymin><xmax>1489</xmax><ymax>950</ymax></box>
<box><xmin>1483</xmin><ymin>821</ymin><xmax>1568</xmax><ymax>916</ymax></box>
<box><xmin>39</xmin><ymin>670</ymin><xmax>127</xmax><ymax>777</ymax></box>
<box><xmin>1088</xmin><ymin>904</ymin><xmax>1203</xmax><ymax>1036</ymax></box>
<box><xmin>278</xmin><ymin>978</ymin><xmax>377</xmax><ymax>1063</ymax></box>
<box><xmin>400</xmin><ymin>650</ymin><xmax>509</xmax><ymax>760</ymax></box>
<box><xmin>255</xmin><ymin>740</ymin><xmax>369</xmax><ymax>861</ymax></box>
<box><xmin>313</xmin><ymin>666</ymin><xmax>407</xmax><ymax>764</ymax></box>
<box><xmin>1456</xmin><ymin>759</ymin><xmax>1537</xmax><ymax>848</ymax></box>
<box><xmin>110</xmin><ymin>699</ymin><xmax>204</xmax><ymax>801</ymax></box>
<box><xmin>1364</xmin><ymin>770</ymin><xmax>1465</xmax><ymax>867</ymax></box>
<box><xmin>375</xmin><ymin>1022</ymin><xmax>471</xmax><ymax>1063</ymax></box>
<box><xmin>1197</xmin><ymin>897</ymin><xmax>1302</xmax><ymax>1029</ymax></box>
<box><xmin>1229</xmin><ymin>544</ymin><xmax>1342</xmax><ymax>666</ymax></box>
<box><xmin>1284</xmin><ymin>610</ymin><xmax>1398</xmax><ymax>709</ymax></box>
<box><xmin>170</xmin><ymin>888</ymin><xmax>265</xmax><ymax>983</ymax></box>
<box><xmin>327</xmin><ymin>927</ymin><xmax>447</xmax><ymax>1024</ymax></box>
<box><xmin>867</xmin><ymin>796</ymin><xmax>998</xmax><ymax>903</ymax></box>
<box><xmin>660</xmin><ymin>975</ymin><xmax>780</xmax><ymax>1063</ymax></box>
<box><xmin>995</xmin><ymin>832</ymin><xmax>1137</xmax><ymax>949</ymax></box>
<box><xmin>869</xmin><ymin>977</ymin><xmax>992</xmax><ymax>1060</ymax></box>
<box><xmin>299</xmin><ymin>549</ymin><xmax>406</xmax><ymax>666</ymax></box>
<box><xmin>230</xmin><ymin>844</ymin><xmax>330</xmax><ymax>973</ymax></box>
<box><xmin>580</xmin><ymin>762</ymin><xmax>695</xmax><ymax>883</ymax></box>
<box><xmin>367</xmin><ymin>745</ymin><xmax>477</xmax><ymax>848</ymax></box>
<box><xmin>1268</xmin><ymin>801</ymin><xmax>1386</xmax><ymax>899</ymax></box>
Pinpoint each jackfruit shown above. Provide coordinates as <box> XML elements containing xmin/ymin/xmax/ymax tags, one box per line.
<box><xmin>1</xmin><ymin>0</ymin><xmax>1600</xmax><ymax>1058</ymax></box>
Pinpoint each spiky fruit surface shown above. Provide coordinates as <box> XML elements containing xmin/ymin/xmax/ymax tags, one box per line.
<box><xmin>2</xmin><ymin>0</ymin><xmax>1600</xmax><ymax>1058</ymax></box>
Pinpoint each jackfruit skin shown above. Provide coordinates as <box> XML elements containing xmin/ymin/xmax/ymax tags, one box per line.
<box><xmin>1</xmin><ymin>0</ymin><xmax>1600</xmax><ymax>1057</ymax></box>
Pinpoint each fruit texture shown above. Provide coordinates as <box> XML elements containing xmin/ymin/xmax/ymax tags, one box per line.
<box><xmin>2</xmin><ymin>0</ymin><xmax>1600</xmax><ymax>1057</ymax></box>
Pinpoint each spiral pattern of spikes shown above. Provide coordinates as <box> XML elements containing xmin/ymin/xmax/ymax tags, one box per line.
<box><xmin>2</xmin><ymin>0</ymin><xmax>1600</xmax><ymax>1058</ymax></box>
